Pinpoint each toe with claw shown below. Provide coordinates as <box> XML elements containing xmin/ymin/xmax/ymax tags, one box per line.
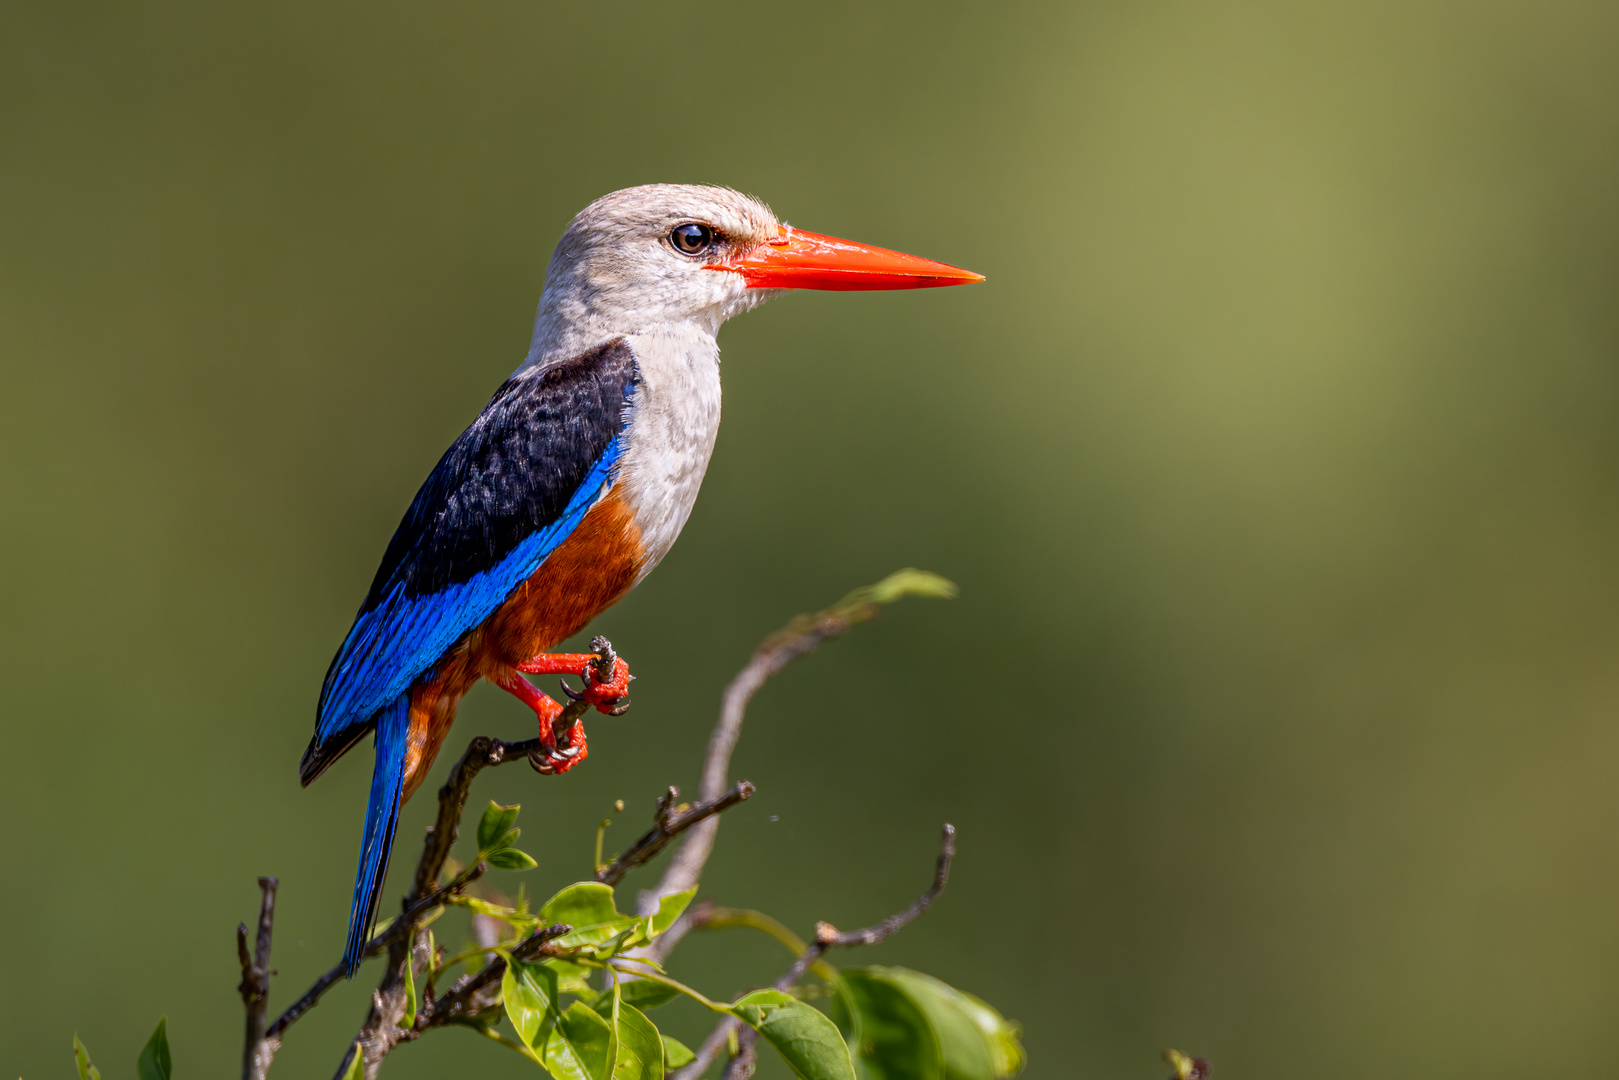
<box><xmin>507</xmin><ymin>637</ymin><xmax>632</xmax><ymax>774</ymax></box>
<box><xmin>576</xmin><ymin>654</ymin><xmax>632</xmax><ymax>715</ymax></box>
<box><xmin>529</xmin><ymin>716</ymin><xmax>588</xmax><ymax>775</ymax></box>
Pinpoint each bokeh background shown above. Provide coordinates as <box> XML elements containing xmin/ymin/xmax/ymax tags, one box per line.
<box><xmin>4</xmin><ymin>1</ymin><xmax>1619</xmax><ymax>1076</ymax></box>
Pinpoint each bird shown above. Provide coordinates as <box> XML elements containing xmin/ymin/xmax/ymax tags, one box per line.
<box><xmin>300</xmin><ymin>184</ymin><xmax>983</xmax><ymax>975</ymax></box>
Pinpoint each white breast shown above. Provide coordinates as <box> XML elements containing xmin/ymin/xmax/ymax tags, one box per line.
<box><xmin>614</xmin><ymin>327</ymin><xmax>723</xmax><ymax>581</ymax></box>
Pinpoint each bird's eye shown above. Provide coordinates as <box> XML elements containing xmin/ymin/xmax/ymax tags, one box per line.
<box><xmin>669</xmin><ymin>222</ymin><xmax>715</xmax><ymax>256</ymax></box>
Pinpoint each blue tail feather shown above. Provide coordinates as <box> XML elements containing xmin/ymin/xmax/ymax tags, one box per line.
<box><xmin>342</xmin><ymin>693</ymin><xmax>410</xmax><ymax>976</ymax></box>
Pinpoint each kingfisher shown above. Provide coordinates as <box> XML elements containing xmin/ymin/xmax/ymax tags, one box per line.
<box><xmin>300</xmin><ymin>185</ymin><xmax>983</xmax><ymax>974</ymax></box>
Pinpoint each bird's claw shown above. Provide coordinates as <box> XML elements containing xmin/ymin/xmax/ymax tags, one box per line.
<box><xmin>529</xmin><ymin>718</ymin><xmax>588</xmax><ymax>775</ymax></box>
<box><xmin>577</xmin><ymin>655</ymin><xmax>632</xmax><ymax>716</ymax></box>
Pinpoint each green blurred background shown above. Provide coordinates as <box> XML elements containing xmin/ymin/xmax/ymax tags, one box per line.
<box><xmin>4</xmin><ymin>1</ymin><xmax>1619</xmax><ymax>1076</ymax></box>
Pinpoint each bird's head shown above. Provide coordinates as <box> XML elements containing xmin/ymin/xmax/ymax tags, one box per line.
<box><xmin>526</xmin><ymin>184</ymin><xmax>981</xmax><ymax>365</ymax></box>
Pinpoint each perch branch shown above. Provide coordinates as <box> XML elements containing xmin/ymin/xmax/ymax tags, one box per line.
<box><xmin>413</xmin><ymin>637</ymin><xmax>617</xmax><ymax>902</ymax></box>
<box><xmin>344</xmin><ymin>629</ymin><xmax>610</xmax><ymax>1079</ymax></box>
<box><xmin>241</xmin><ymin>640</ymin><xmax>622</xmax><ymax>1080</ymax></box>
<box><xmin>673</xmin><ymin>824</ymin><xmax>957</xmax><ymax>1080</ymax></box>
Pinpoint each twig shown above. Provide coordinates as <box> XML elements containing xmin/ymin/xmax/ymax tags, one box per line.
<box><xmin>257</xmin><ymin>686</ymin><xmax>604</xmax><ymax>1078</ymax></box>
<box><xmin>238</xmin><ymin>876</ymin><xmax>278</xmax><ymax>1080</ymax></box>
<box><xmin>671</xmin><ymin>825</ymin><xmax>957</xmax><ymax>1080</ymax></box>
<box><xmin>246</xmin><ymin>638</ymin><xmax>617</xmax><ymax>1080</ymax></box>
<box><xmin>411</xmin><ymin>735</ymin><xmax>549</xmax><ymax>901</ymax></box>
<box><xmin>262</xmin><ymin>863</ymin><xmax>487</xmax><ymax>1049</ymax></box>
<box><xmin>597</xmin><ymin>781</ymin><xmax>756</xmax><ymax>887</ymax></box>
<box><xmin>413</xmin><ymin>920</ymin><xmax>572</xmax><ymax>1029</ymax></box>
<box><xmin>779</xmin><ymin>824</ymin><xmax>955</xmax><ymax>988</ymax></box>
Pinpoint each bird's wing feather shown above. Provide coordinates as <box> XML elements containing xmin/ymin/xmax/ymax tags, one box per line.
<box><xmin>305</xmin><ymin>339</ymin><xmax>639</xmax><ymax>776</ymax></box>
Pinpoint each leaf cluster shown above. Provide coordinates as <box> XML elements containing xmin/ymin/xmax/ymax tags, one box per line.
<box><xmin>495</xmin><ymin>879</ymin><xmax>853</xmax><ymax>1080</ymax></box>
<box><xmin>439</xmin><ymin>805</ymin><xmax>1020</xmax><ymax>1080</ymax></box>
<box><xmin>69</xmin><ymin>804</ymin><xmax>1022</xmax><ymax>1080</ymax></box>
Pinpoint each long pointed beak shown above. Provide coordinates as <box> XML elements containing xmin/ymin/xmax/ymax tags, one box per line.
<box><xmin>711</xmin><ymin>226</ymin><xmax>985</xmax><ymax>291</ymax></box>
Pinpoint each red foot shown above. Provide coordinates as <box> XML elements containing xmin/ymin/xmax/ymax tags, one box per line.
<box><xmin>494</xmin><ymin>669</ymin><xmax>588</xmax><ymax>775</ymax></box>
<box><xmin>517</xmin><ymin>653</ymin><xmax>632</xmax><ymax>716</ymax></box>
<box><xmin>498</xmin><ymin>646</ymin><xmax>631</xmax><ymax>775</ymax></box>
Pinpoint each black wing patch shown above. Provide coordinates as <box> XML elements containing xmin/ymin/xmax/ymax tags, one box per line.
<box><xmin>306</xmin><ymin>338</ymin><xmax>639</xmax><ymax>769</ymax></box>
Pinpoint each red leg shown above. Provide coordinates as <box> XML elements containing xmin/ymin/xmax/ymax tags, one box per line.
<box><xmin>517</xmin><ymin>652</ymin><xmax>632</xmax><ymax>715</ymax></box>
<box><xmin>493</xmin><ymin>670</ymin><xmax>587</xmax><ymax>774</ymax></box>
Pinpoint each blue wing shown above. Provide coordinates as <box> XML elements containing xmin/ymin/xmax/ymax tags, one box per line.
<box><xmin>302</xmin><ymin>339</ymin><xmax>639</xmax><ymax>780</ymax></box>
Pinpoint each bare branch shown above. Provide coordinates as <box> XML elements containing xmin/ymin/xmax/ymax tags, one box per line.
<box><xmin>239</xmin><ymin>876</ymin><xmax>278</xmax><ymax>1080</ymax></box>
<box><xmin>261</xmin><ymin>862</ymin><xmax>488</xmax><ymax>1052</ymax></box>
<box><xmin>778</xmin><ymin>823</ymin><xmax>955</xmax><ymax>988</ymax></box>
<box><xmin>597</xmin><ymin>781</ymin><xmax>755</xmax><ymax>887</ymax></box>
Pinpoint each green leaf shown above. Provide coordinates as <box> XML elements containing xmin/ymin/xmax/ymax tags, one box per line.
<box><xmin>610</xmin><ymin>979</ymin><xmax>681</xmax><ymax>1012</ymax></box>
<box><xmin>505</xmin><ymin>957</ymin><xmax>622</xmax><ymax>1080</ymax></box>
<box><xmin>612</xmin><ymin>1001</ymin><xmax>664</xmax><ymax>1080</ymax></box>
<box><xmin>540</xmin><ymin>882</ymin><xmax>640</xmax><ymax>952</ymax></box>
<box><xmin>862</xmin><ymin>568</ymin><xmax>959</xmax><ymax>605</ymax></box>
<box><xmin>487</xmin><ymin>846</ymin><xmax>539</xmax><ymax>870</ymax></box>
<box><xmin>548</xmin><ymin>958</ymin><xmax>599</xmax><ymax>997</ymax></box>
<box><xmin>461</xmin><ymin>895</ymin><xmax>523</xmax><ymax>921</ymax></box>
<box><xmin>401</xmin><ymin>955</ymin><xmax>419</xmax><ymax>1029</ymax></box>
<box><xmin>649</xmin><ymin>888</ymin><xmax>696</xmax><ymax>938</ymax></box>
<box><xmin>833</xmin><ymin>972</ymin><xmax>941</xmax><ymax>1080</ymax></box>
<box><xmin>478</xmin><ymin>801</ymin><xmax>522</xmax><ymax>851</ymax></box>
<box><xmin>661</xmin><ymin>1035</ymin><xmax>695</xmax><ymax>1069</ymax></box>
<box><xmin>877</xmin><ymin>970</ymin><xmax>1023</xmax><ymax>1080</ymax></box>
<box><xmin>540</xmin><ymin>1001</ymin><xmax>616</xmax><ymax>1080</ymax></box>
<box><xmin>136</xmin><ymin>1017</ymin><xmax>172</xmax><ymax>1080</ymax></box>
<box><xmin>503</xmin><ymin>959</ymin><xmax>560</xmax><ymax>1050</ymax></box>
<box><xmin>73</xmin><ymin>1034</ymin><xmax>102</xmax><ymax>1080</ymax></box>
<box><xmin>340</xmin><ymin>1043</ymin><xmax>365</xmax><ymax>1080</ymax></box>
<box><xmin>841</xmin><ymin>968</ymin><xmax>1025</xmax><ymax>1080</ymax></box>
<box><xmin>730</xmin><ymin>989</ymin><xmax>855</xmax><ymax>1080</ymax></box>
<box><xmin>541</xmin><ymin>881</ymin><xmax>621</xmax><ymax>925</ymax></box>
<box><xmin>921</xmin><ymin>985</ymin><xmax>1023</xmax><ymax>1080</ymax></box>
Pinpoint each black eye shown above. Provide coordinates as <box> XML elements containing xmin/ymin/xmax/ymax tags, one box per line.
<box><xmin>669</xmin><ymin>222</ymin><xmax>715</xmax><ymax>256</ymax></box>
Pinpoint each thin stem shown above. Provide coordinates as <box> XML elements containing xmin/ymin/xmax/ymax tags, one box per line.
<box><xmin>597</xmin><ymin>781</ymin><xmax>755</xmax><ymax>887</ymax></box>
<box><xmin>687</xmin><ymin>907</ymin><xmax>840</xmax><ymax>983</ymax></box>
<box><xmin>476</xmin><ymin>1026</ymin><xmax>544</xmax><ymax>1065</ymax></box>
<box><xmin>605</xmin><ymin>960</ymin><xmax>732</xmax><ymax>1014</ymax></box>
<box><xmin>265</xmin><ymin>865</ymin><xmax>485</xmax><ymax>1044</ymax></box>
<box><xmin>694</xmin><ymin>907</ymin><xmax>807</xmax><ymax>955</ymax></box>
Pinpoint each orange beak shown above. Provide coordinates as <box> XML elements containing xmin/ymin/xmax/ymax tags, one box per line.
<box><xmin>711</xmin><ymin>226</ymin><xmax>985</xmax><ymax>291</ymax></box>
